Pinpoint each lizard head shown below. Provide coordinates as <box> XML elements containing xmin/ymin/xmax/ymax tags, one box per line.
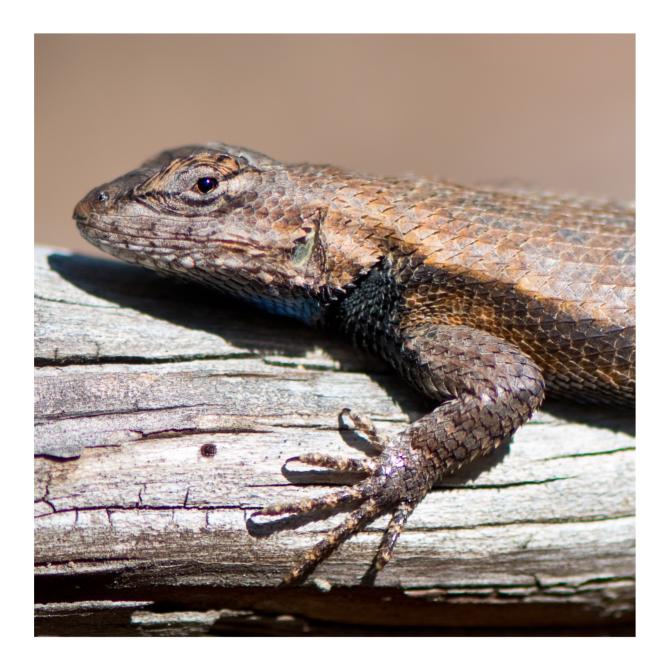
<box><xmin>74</xmin><ymin>143</ymin><xmax>331</xmax><ymax>322</ymax></box>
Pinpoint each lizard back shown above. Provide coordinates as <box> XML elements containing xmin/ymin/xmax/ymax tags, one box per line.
<box><xmin>290</xmin><ymin>164</ymin><xmax>635</xmax><ymax>404</ymax></box>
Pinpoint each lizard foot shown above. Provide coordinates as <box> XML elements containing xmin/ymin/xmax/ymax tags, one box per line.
<box><xmin>251</xmin><ymin>420</ymin><xmax>425</xmax><ymax>586</ymax></box>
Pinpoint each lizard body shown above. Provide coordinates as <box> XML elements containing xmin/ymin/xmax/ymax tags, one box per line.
<box><xmin>74</xmin><ymin>143</ymin><xmax>635</xmax><ymax>585</ymax></box>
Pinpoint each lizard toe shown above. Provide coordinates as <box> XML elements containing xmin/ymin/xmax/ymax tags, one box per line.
<box><xmin>339</xmin><ymin>407</ymin><xmax>387</xmax><ymax>454</ymax></box>
<box><xmin>287</xmin><ymin>452</ymin><xmax>378</xmax><ymax>475</ymax></box>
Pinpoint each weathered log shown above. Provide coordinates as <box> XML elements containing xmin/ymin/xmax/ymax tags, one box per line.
<box><xmin>34</xmin><ymin>247</ymin><xmax>635</xmax><ymax>635</ymax></box>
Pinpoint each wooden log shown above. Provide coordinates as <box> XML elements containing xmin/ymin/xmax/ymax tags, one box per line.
<box><xmin>34</xmin><ymin>247</ymin><xmax>635</xmax><ymax>635</ymax></box>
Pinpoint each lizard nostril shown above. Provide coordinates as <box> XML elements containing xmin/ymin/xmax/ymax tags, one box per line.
<box><xmin>96</xmin><ymin>190</ymin><xmax>109</xmax><ymax>203</ymax></box>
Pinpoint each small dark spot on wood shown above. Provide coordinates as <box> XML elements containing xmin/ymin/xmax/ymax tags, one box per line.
<box><xmin>200</xmin><ymin>443</ymin><xmax>217</xmax><ymax>457</ymax></box>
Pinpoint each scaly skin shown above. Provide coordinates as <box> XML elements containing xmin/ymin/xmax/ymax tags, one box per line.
<box><xmin>74</xmin><ymin>143</ymin><xmax>635</xmax><ymax>585</ymax></box>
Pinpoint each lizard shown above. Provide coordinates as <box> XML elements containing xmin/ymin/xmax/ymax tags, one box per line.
<box><xmin>73</xmin><ymin>143</ymin><xmax>635</xmax><ymax>586</ymax></box>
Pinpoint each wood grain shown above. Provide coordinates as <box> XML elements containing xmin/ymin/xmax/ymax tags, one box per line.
<box><xmin>34</xmin><ymin>247</ymin><xmax>635</xmax><ymax>635</ymax></box>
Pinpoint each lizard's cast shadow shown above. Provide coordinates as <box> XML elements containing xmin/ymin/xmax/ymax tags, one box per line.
<box><xmin>47</xmin><ymin>251</ymin><xmax>634</xmax><ymax>436</ymax></box>
<box><xmin>47</xmin><ymin>250</ymin><xmax>635</xmax><ymax>445</ymax></box>
<box><xmin>46</xmin><ymin>251</ymin><xmax>426</xmax><ymax>419</ymax></box>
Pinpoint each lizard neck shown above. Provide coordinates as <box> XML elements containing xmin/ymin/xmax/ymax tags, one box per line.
<box><xmin>324</xmin><ymin>257</ymin><xmax>405</xmax><ymax>358</ymax></box>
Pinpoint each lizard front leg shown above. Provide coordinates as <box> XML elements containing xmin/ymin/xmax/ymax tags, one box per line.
<box><xmin>252</xmin><ymin>324</ymin><xmax>545</xmax><ymax>585</ymax></box>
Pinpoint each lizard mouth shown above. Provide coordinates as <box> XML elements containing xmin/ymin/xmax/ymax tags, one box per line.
<box><xmin>74</xmin><ymin>215</ymin><xmax>102</xmax><ymax>240</ymax></box>
<box><xmin>74</xmin><ymin>217</ymin><xmax>92</xmax><ymax>239</ymax></box>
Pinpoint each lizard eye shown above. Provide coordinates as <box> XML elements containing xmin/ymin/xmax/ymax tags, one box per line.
<box><xmin>195</xmin><ymin>176</ymin><xmax>219</xmax><ymax>194</ymax></box>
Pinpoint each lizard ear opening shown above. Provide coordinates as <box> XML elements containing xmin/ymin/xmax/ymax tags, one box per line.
<box><xmin>291</xmin><ymin>206</ymin><xmax>326</xmax><ymax>269</ymax></box>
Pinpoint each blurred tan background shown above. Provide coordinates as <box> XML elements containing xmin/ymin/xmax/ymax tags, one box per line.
<box><xmin>35</xmin><ymin>34</ymin><xmax>634</xmax><ymax>253</ymax></box>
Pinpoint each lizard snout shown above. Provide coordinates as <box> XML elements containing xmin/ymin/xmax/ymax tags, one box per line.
<box><xmin>73</xmin><ymin>187</ymin><xmax>113</xmax><ymax>223</ymax></box>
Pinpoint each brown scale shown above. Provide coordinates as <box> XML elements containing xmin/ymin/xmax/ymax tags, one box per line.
<box><xmin>73</xmin><ymin>143</ymin><xmax>635</xmax><ymax>585</ymax></box>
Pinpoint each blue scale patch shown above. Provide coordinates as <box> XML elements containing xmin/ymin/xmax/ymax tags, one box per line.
<box><xmin>245</xmin><ymin>294</ymin><xmax>322</xmax><ymax>325</ymax></box>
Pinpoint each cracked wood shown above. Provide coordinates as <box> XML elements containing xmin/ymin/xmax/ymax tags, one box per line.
<box><xmin>34</xmin><ymin>247</ymin><xmax>634</xmax><ymax>632</ymax></box>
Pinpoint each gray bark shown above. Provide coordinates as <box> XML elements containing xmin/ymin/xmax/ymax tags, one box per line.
<box><xmin>34</xmin><ymin>247</ymin><xmax>635</xmax><ymax>635</ymax></box>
